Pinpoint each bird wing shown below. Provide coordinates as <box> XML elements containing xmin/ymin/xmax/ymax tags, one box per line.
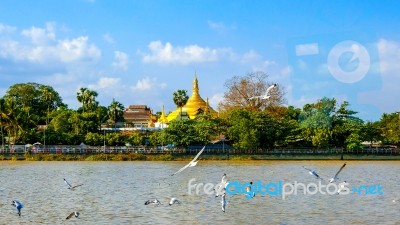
<box><xmin>171</xmin><ymin>146</ymin><xmax>205</xmax><ymax>176</ymax></box>
<box><xmin>191</xmin><ymin>146</ymin><xmax>206</xmax><ymax>162</ymax></box>
<box><xmin>221</xmin><ymin>174</ymin><xmax>227</xmax><ymax>185</ymax></box>
<box><xmin>248</xmin><ymin>95</ymin><xmax>262</xmax><ymax>100</ymax></box>
<box><xmin>72</xmin><ymin>184</ymin><xmax>84</xmax><ymax>189</ymax></box>
<box><xmin>302</xmin><ymin>166</ymin><xmax>313</xmax><ymax>172</ymax></box>
<box><xmin>265</xmin><ymin>84</ymin><xmax>276</xmax><ymax>96</ymax></box>
<box><xmin>333</xmin><ymin>163</ymin><xmax>346</xmax><ymax>179</ymax></box>
<box><xmin>64</xmin><ymin>179</ymin><xmax>72</xmax><ymax>188</ymax></box>
<box><xmin>66</xmin><ymin>212</ymin><xmax>75</xmax><ymax>220</ymax></box>
<box><xmin>171</xmin><ymin>163</ymin><xmax>191</xmax><ymax>176</ymax></box>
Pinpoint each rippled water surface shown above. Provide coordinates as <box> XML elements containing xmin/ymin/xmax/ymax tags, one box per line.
<box><xmin>1</xmin><ymin>161</ymin><xmax>399</xmax><ymax>224</ymax></box>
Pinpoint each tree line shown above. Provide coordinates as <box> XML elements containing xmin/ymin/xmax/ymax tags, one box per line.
<box><xmin>0</xmin><ymin>71</ymin><xmax>399</xmax><ymax>151</ymax></box>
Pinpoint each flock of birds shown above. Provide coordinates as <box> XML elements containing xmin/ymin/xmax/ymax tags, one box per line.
<box><xmin>8</xmin><ymin>146</ymin><xmax>354</xmax><ymax>218</ymax></box>
<box><xmin>10</xmin><ymin>83</ymin><xmax>279</xmax><ymax>218</ymax></box>
<box><xmin>11</xmin><ymin>178</ymin><xmax>83</xmax><ymax>220</ymax></box>
<box><xmin>142</xmin><ymin>146</ymin><xmax>350</xmax><ymax>213</ymax></box>
<box><xmin>10</xmin><ymin>137</ymin><xmax>397</xmax><ymax>219</ymax></box>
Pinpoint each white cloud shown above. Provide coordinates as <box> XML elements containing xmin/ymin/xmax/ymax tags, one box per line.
<box><xmin>0</xmin><ymin>23</ymin><xmax>17</xmax><ymax>33</ymax></box>
<box><xmin>377</xmin><ymin>39</ymin><xmax>400</xmax><ymax>74</ymax></box>
<box><xmin>112</xmin><ymin>51</ymin><xmax>129</xmax><ymax>70</ymax></box>
<box><xmin>240</xmin><ymin>50</ymin><xmax>261</xmax><ymax>63</ymax></box>
<box><xmin>295</xmin><ymin>43</ymin><xmax>319</xmax><ymax>56</ymax></box>
<box><xmin>141</xmin><ymin>41</ymin><xmax>233</xmax><ymax>65</ymax></box>
<box><xmin>207</xmin><ymin>20</ymin><xmax>236</xmax><ymax>32</ymax></box>
<box><xmin>208</xmin><ymin>93</ymin><xmax>224</xmax><ymax>110</ymax></box>
<box><xmin>0</xmin><ymin>23</ymin><xmax>101</xmax><ymax>64</ymax></box>
<box><xmin>357</xmin><ymin>38</ymin><xmax>400</xmax><ymax>116</ymax></box>
<box><xmin>103</xmin><ymin>33</ymin><xmax>114</xmax><ymax>44</ymax></box>
<box><xmin>88</xmin><ymin>77</ymin><xmax>122</xmax><ymax>90</ymax></box>
<box><xmin>131</xmin><ymin>77</ymin><xmax>167</xmax><ymax>91</ymax></box>
<box><xmin>21</xmin><ymin>22</ymin><xmax>56</xmax><ymax>45</ymax></box>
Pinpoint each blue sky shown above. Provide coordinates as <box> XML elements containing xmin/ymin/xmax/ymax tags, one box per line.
<box><xmin>1</xmin><ymin>0</ymin><xmax>399</xmax><ymax>121</ymax></box>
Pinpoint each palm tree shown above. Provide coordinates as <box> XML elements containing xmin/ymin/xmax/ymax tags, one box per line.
<box><xmin>173</xmin><ymin>89</ymin><xmax>189</xmax><ymax>118</ymax></box>
<box><xmin>77</xmin><ymin>87</ymin><xmax>98</xmax><ymax>112</ymax></box>
<box><xmin>107</xmin><ymin>99</ymin><xmax>125</xmax><ymax>124</ymax></box>
<box><xmin>0</xmin><ymin>98</ymin><xmax>21</xmax><ymax>145</ymax></box>
<box><xmin>0</xmin><ymin>98</ymin><xmax>7</xmax><ymax>149</ymax></box>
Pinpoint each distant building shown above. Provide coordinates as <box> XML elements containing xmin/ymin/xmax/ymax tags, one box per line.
<box><xmin>123</xmin><ymin>105</ymin><xmax>155</xmax><ymax>128</ymax></box>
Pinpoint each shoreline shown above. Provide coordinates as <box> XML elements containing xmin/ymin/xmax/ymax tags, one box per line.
<box><xmin>1</xmin><ymin>153</ymin><xmax>400</xmax><ymax>161</ymax></box>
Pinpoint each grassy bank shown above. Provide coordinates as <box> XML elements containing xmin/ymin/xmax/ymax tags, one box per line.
<box><xmin>1</xmin><ymin>153</ymin><xmax>400</xmax><ymax>161</ymax></box>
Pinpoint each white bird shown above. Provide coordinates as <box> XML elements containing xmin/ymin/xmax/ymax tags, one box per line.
<box><xmin>12</xmin><ymin>200</ymin><xmax>23</xmax><ymax>216</ymax></box>
<box><xmin>144</xmin><ymin>199</ymin><xmax>161</xmax><ymax>205</ymax></box>
<box><xmin>171</xmin><ymin>146</ymin><xmax>206</xmax><ymax>176</ymax></box>
<box><xmin>221</xmin><ymin>193</ymin><xmax>227</xmax><ymax>212</ymax></box>
<box><xmin>215</xmin><ymin>173</ymin><xmax>228</xmax><ymax>197</ymax></box>
<box><xmin>64</xmin><ymin>178</ymin><xmax>83</xmax><ymax>190</ymax></box>
<box><xmin>329</xmin><ymin>163</ymin><xmax>346</xmax><ymax>183</ymax></box>
<box><xmin>302</xmin><ymin>166</ymin><xmax>323</xmax><ymax>180</ymax></box>
<box><xmin>249</xmin><ymin>83</ymin><xmax>277</xmax><ymax>100</ymax></box>
<box><xmin>66</xmin><ymin>211</ymin><xmax>80</xmax><ymax>220</ymax></box>
<box><xmin>337</xmin><ymin>181</ymin><xmax>348</xmax><ymax>194</ymax></box>
<box><xmin>169</xmin><ymin>198</ymin><xmax>181</xmax><ymax>206</ymax></box>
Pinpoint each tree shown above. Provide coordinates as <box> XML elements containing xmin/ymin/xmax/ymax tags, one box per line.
<box><xmin>77</xmin><ymin>87</ymin><xmax>98</xmax><ymax>112</ymax></box>
<box><xmin>331</xmin><ymin>101</ymin><xmax>363</xmax><ymax>148</ymax></box>
<box><xmin>3</xmin><ymin>83</ymin><xmax>64</xmax><ymax>144</ymax></box>
<box><xmin>379</xmin><ymin>112</ymin><xmax>400</xmax><ymax>145</ymax></box>
<box><xmin>172</xmin><ymin>89</ymin><xmax>189</xmax><ymax>117</ymax></box>
<box><xmin>107</xmin><ymin>99</ymin><xmax>125</xmax><ymax>124</ymax></box>
<box><xmin>298</xmin><ymin>98</ymin><xmax>336</xmax><ymax>148</ymax></box>
<box><xmin>219</xmin><ymin>71</ymin><xmax>285</xmax><ymax>112</ymax></box>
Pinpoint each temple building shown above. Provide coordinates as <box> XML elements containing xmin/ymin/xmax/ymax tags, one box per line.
<box><xmin>123</xmin><ymin>105</ymin><xmax>155</xmax><ymax>128</ymax></box>
<box><xmin>166</xmin><ymin>75</ymin><xmax>218</xmax><ymax>121</ymax></box>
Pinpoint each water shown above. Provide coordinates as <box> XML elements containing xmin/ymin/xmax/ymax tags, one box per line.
<box><xmin>0</xmin><ymin>161</ymin><xmax>399</xmax><ymax>224</ymax></box>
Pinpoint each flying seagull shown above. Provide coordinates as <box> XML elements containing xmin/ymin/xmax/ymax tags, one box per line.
<box><xmin>215</xmin><ymin>173</ymin><xmax>229</xmax><ymax>197</ymax></box>
<box><xmin>12</xmin><ymin>200</ymin><xmax>23</xmax><ymax>216</ymax></box>
<box><xmin>221</xmin><ymin>193</ymin><xmax>227</xmax><ymax>212</ymax></box>
<box><xmin>64</xmin><ymin>178</ymin><xmax>83</xmax><ymax>190</ymax></box>
<box><xmin>171</xmin><ymin>146</ymin><xmax>206</xmax><ymax>176</ymax></box>
<box><xmin>329</xmin><ymin>163</ymin><xmax>347</xmax><ymax>183</ymax></box>
<box><xmin>169</xmin><ymin>198</ymin><xmax>181</xmax><ymax>206</ymax></box>
<box><xmin>302</xmin><ymin>166</ymin><xmax>323</xmax><ymax>180</ymax></box>
<box><xmin>249</xmin><ymin>83</ymin><xmax>277</xmax><ymax>100</ymax></box>
<box><xmin>144</xmin><ymin>199</ymin><xmax>161</xmax><ymax>205</ymax></box>
<box><xmin>337</xmin><ymin>181</ymin><xmax>348</xmax><ymax>194</ymax></box>
<box><xmin>66</xmin><ymin>212</ymin><xmax>80</xmax><ymax>220</ymax></box>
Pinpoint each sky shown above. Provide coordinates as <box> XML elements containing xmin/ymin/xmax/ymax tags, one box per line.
<box><xmin>0</xmin><ymin>0</ymin><xmax>399</xmax><ymax>122</ymax></box>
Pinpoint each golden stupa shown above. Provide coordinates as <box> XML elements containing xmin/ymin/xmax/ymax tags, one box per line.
<box><xmin>157</xmin><ymin>105</ymin><xmax>168</xmax><ymax>123</ymax></box>
<box><xmin>167</xmin><ymin>75</ymin><xmax>217</xmax><ymax>121</ymax></box>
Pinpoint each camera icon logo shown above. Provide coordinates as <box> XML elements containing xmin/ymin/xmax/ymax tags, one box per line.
<box><xmin>327</xmin><ymin>40</ymin><xmax>370</xmax><ymax>84</ymax></box>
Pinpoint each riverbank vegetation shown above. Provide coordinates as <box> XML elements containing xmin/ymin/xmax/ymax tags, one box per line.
<box><xmin>0</xmin><ymin>72</ymin><xmax>399</xmax><ymax>154</ymax></box>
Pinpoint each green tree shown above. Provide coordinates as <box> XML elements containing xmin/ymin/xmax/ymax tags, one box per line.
<box><xmin>77</xmin><ymin>87</ymin><xmax>98</xmax><ymax>112</ymax></box>
<box><xmin>379</xmin><ymin>112</ymin><xmax>400</xmax><ymax>145</ymax></box>
<box><xmin>3</xmin><ymin>83</ymin><xmax>64</xmax><ymax>144</ymax></box>
<box><xmin>172</xmin><ymin>89</ymin><xmax>189</xmax><ymax>118</ymax></box>
<box><xmin>107</xmin><ymin>99</ymin><xmax>125</xmax><ymax>124</ymax></box>
<box><xmin>298</xmin><ymin>98</ymin><xmax>336</xmax><ymax>148</ymax></box>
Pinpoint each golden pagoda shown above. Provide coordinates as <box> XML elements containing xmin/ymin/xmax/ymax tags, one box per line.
<box><xmin>158</xmin><ymin>105</ymin><xmax>168</xmax><ymax>123</ymax></box>
<box><xmin>167</xmin><ymin>75</ymin><xmax>218</xmax><ymax>121</ymax></box>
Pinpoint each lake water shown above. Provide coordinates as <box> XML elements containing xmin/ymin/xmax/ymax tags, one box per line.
<box><xmin>0</xmin><ymin>161</ymin><xmax>399</xmax><ymax>224</ymax></box>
